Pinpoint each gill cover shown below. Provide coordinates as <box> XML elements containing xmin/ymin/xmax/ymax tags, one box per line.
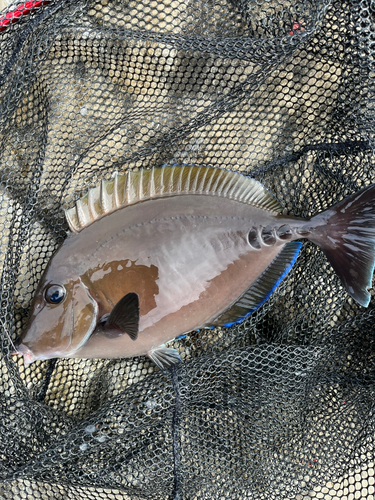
<box><xmin>18</xmin><ymin>279</ymin><xmax>98</xmax><ymax>364</ymax></box>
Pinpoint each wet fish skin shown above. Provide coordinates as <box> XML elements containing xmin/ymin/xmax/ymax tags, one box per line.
<box><xmin>15</xmin><ymin>166</ymin><xmax>375</xmax><ymax>368</ymax></box>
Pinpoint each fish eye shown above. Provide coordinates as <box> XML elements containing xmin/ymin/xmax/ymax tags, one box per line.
<box><xmin>44</xmin><ymin>285</ymin><xmax>66</xmax><ymax>305</ymax></box>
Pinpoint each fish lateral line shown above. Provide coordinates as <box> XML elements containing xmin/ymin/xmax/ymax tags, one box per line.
<box><xmin>89</xmin><ymin>213</ymin><xmax>251</xmax><ymax>258</ymax></box>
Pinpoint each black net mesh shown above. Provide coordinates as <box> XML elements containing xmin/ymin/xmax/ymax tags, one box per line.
<box><xmin>0</xmin><ymin>0</ymin><xmax>375</xmax><ymax>498</ymax></box>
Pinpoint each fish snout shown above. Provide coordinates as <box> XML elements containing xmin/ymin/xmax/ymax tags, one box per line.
<box><xmin>15</xmin><ymin>343</ymin><xmax>38</xmax><ymax>366</ymax></box>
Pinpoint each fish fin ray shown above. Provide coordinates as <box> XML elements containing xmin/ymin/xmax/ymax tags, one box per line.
<box><xmin>65</xmin><ymin>166</ymin><xmax>282</xmax><ymax>232</ymax></box>
<box><xmin>174</xmin><ymin>334</ymin><xmax>187</xmax><ymax>340</ymax></box>
<box><xmin>309</xmin><ymin>184</ymin><xmax>375</xmax><ymax>307</ymax></box>
<box><xmin>105</xmin><ymin>292</ymin><xmax>139</xmax><ymax>341</ymax></box>
<box><xmin>147</xmin><ymin>346</ymin><xmax>181</xmax><ymax>370</ymax></box>
<box><xmin>209</xmin><ymin>242</ymin><xmax>302</xmax><ymax>327</ymax></box>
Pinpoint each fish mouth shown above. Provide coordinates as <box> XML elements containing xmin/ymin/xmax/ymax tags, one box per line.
<box><xmin>14</xmin><ymin>343</ymin><xmax>59</xmax><ymax>365</ymax></box>
<box><xmin>14</xmin><ymin>344</ymin><xmax>37</xmax><ymax>366</ymax></box>
<box><xmin>13</xmin><ymin>281</ymin><xmax>99</xmax><ymax>366</ymax></box>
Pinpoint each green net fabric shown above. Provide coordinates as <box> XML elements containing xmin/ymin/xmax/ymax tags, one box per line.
<box><xmin>0</xmin><ymin>1</ymin><xmax>374</xmax><ymax>499</ymax></box>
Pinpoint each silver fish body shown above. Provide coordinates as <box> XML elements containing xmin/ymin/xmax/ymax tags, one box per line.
<box><xmin>15</xmin><ymin>166</ymin><xmax>375</xmax><ymax>368</ymax></box>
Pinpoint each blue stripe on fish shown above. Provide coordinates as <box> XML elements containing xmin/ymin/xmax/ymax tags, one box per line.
<box><xmin>209</xmin><ymin>242</ymin><xmax>303</xmax><ymax>328</ymax></box>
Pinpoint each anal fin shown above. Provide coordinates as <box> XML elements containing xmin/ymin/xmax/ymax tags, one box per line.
<box><xmin>174</xmin><ymin>334</ymin><xmax>187</xmax><ymax>340</ymax></box>
<box><xmin>147</xmin><ymin>346</ymin><xmax>181</xmax><ymax>370</ymax></box>
<box><xmin>210</xmin><ymin>242</ymin><xmax>302</xmax><ymax>327</ymax></box>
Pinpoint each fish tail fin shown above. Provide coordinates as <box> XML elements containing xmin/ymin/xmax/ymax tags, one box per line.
<box><xmin>308</xmin><ymin>184</ymin><xmax>375</xmax><ymax>307</ymax></box>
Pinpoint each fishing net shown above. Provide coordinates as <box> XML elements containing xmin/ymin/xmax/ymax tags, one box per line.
<box><xmin>0</xmin><ymin>0</ymin><xmax>374</xmax><ymax>498</ymax></box>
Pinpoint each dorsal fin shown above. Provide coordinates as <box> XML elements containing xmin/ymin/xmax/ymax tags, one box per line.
<box><xmin>65</xmin><ymin>165</ymin><xmax>282</xmax><ymax>233</ymax></box>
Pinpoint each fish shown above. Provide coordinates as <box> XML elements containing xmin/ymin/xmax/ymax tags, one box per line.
<box><xmin>14</xmin><ymin>165</ymin><xmax>375</xmax><ymax>369</ymax></box>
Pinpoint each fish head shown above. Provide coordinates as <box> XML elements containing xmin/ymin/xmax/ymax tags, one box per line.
<box><xmin>16</xmin><ymin>274</ymin><xmax>98</xmax><ymax>365</ymax></box>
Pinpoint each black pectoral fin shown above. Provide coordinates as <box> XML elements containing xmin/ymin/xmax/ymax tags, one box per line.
<box><xmin>105</xmin><ymin>292</ymin><xmax>139</xmax><ymax>341</ymax></box>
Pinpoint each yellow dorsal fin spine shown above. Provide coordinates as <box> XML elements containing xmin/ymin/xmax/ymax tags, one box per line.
<box><xmin>138</xmin><ymin>169</ymin><xmax>144</xmax><ymax>200</ymax></box>
<box><xmin>113</xmin><ymin>174</ymin><xmax>120</xmax><ymax>208</ymax></box>
<box><xmin>87</xmin><ymin>187</ymin><xmax>96</xmax><ymax>218</ymax></box>
<box><xmin>65</xmin><ymin>165</ymin><xmax>282</xmax><ymax>233</ymax></box>
<box><xmin>149</xmin><ymin>168</ymin><xmax>156</xmax><ymax>198</ymax></box>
